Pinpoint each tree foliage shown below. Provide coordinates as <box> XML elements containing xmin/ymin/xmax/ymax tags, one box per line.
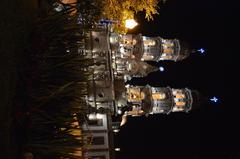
<box><xmin>54</xmin><ymin>0</ymin><xmax>165</xmax><ymax>33</ymax></box>
<box><xmin>98</xmin><ymin>0</ymin><xmax>166</xmax><ymax>33</ymax></box>
<box><xmin>20</xmin><ymin>4</ymin><xmax>95</xmax><ymax>158</ymax></box>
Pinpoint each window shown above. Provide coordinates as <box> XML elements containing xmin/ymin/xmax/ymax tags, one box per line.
<box><xmin>152</xmin><ymin>92</ymin><xmax>166</xmax><ymax>100</ymax></box>
<box><xmin>172</xmin><ymin>106</ymin><xmax>184</xmax><ymax>112</ymax></box>
<box><xmin>142</xmin><ymin>54</ymin><xmax>154</xmax><ymax>61</ymax></box>
<box><xmin>132</xmin><ymin>39</ymin><xmax>137</xmax><ymax>45</ymax></box>
<box><xmin>94</xmin><ymin>73</ymin><xmax>106</xmax><ymax>80</ymax></box>
<box><xmin>95</xmin><ymin>38</ymin><xmax>100</xmax><ymax>43</ymax></box>
<box><xmin>175</xmin><ymin>93</ymin><xmax>185</xmax><ymax>99</ymax></box>
<box><xmin>83</xmin><ymin>115</ymin><xmax>108</xmax><ymax>131</ymax></box>
<box><xmin>143</xmin><ymin>39</ymin><xmax>156</xmax><ymax>46</ymax></box>
<box><xmin>98</xmin><ymin>92</ymin><xmax>104</xmax><ymax>98</ymax></box>
<box><xmin>96</xmin><ymin>51</ymin><xmax>105</xmax><ymax>57</ymax></box>
<box><xmin>163</xmin><ymin>55</ymin><xmax>172</xmax><ymax>60</ymax></box>
<box><xmin>172</xmin><ymin>89</ymin><xmax>182</xmax><ymax>95</ymax></box>
<box><xmin>152</xmin><ymin>106</ymin><xmax>164</xmax><ymax>113</ymax></box>
<box><xmin>127</xmin><ymin>88</ymin><xmax>145</xmax><ymax>102</ymax></box>
<box><xmin>85</xmin><ymin>132</ymin><xmax>109</xmax><ymax>149</ymax></box>
<box><xmin>124</xmin><ymin>39</ymin><xmax>132</xmax><ymax>45</ymax></box>
<box><xmin>92</xmin><ymin>136</ymin><xmax>105</xmax><ymax>145</ymax></box>
<box><xmin>131</xmin><ymin>94</ymin><xmax>137</xmax><ymax>99</ymax></box>
<box><xmin>175</xmin><ymin>101</ymin><xmax>186</xmax><ymax>107</ymax></box>
<box><xmin>85</xmin><ymin>151</ymin><xmax>109</xmax><ymax>159</ymax></box>
<box><xmin>163</xmin><ymin>42</ymin><xmax>174</xmax><ymax>47</ymax></box>
<box><xmin>88</xmin><ymin>119</ymin><xmax>103</xmax><ymax>126</ymax></box>
<box><xmin>78</xmin><ymin>49</ymin><xmax>86</xmax><ymax>55</ymax></box>
<box><xmin>164</xmin><ymin>48</ymin><xmax>173</xmax><ymax>54</ymax></box>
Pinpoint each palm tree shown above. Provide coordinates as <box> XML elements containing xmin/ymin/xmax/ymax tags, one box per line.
<box><xmin>24</xmin><ymin>1</ymin><xmax>103</xmax><ymax>158</ymax></box>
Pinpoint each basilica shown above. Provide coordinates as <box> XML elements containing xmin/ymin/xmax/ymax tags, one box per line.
<box><xmin>81</xmin><ymin>25</ymin><xmax>199</xmax><ymax>159</ymax></box>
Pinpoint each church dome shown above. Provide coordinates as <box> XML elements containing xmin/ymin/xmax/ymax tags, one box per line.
<box><xmin>176</xmin><ymin>40</ymin><xmax>192</xmax><ymax>61</ymax></box>
<box><xmin>190</xmin><ymin>90</ymin><xmax>202</xmax><ymax>110</ymax></box>
<box><xmin>127</xmin><ymin>60</ymin><xmax>158</xmax><ymax>77</ymax></box>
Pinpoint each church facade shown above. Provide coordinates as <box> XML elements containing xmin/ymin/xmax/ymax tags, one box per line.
<box><xmin>81</xmin><ymin>25</ymin><xmax>197</xmax><ymax>159</ymax></box>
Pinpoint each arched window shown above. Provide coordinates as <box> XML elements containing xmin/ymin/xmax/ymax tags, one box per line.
<box><xmin>144</xmin><ymin>39</ymin><xmax>156</xmax><ymax>46</ymax></box>
<box><xmin>175</xmin><ymin>101</ymin><xmax>186</xmax><ymax>107</ymax></box>
<box><xmin>98</xmin><ymin>92</ymin><xmax>104</xmax><ymax>98</ymax></box>
<box><xmin>94</xmin><ymin>38</ymin><xmax>100</xmax><ymax>43</ymax></box>
<box><xmin>164</xmin><ymin>48</ymin><xmax>173</xmax><ymax>54</ymax></box>
<box><xmin>152</xmin><ymin>92</ymin><xmax>166</xmax><ymax>100</ymax></box>
<box><xmin>127</xmin><ymin>88</ymin><xmax>144</xmax><ymax>102</ymax></box>
<box><xmin>176</xmin><ymin>93</ymin><xmax>185</xmax><ymax>99</ymax></box>
<box><xmin>132</xmin><ymin>39</ymin><xmax>137</xmax><ymax>45</ymax></box>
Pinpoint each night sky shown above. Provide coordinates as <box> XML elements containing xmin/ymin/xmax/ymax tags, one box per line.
<box><xmin>115</xmin><ymin>0</ymin><xmax>239</xmax><ymax>159</ymax></box>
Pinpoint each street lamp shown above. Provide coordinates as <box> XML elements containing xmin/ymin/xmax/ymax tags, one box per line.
<box><xmin>125</xmin><ymin>19</ymin><xmax>138</xmax><ymax>29</ymax></box>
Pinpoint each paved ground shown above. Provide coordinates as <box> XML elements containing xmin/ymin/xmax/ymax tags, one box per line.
<box><xmin>0</xmin><ymin>0</ymin><xmax>39</xmax><ymax>158</ymax></box>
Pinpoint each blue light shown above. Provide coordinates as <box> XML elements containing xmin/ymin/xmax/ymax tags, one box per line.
<box><xmin>210</xmin><ymin>96</ymin><xmax>219</xmax><ymax>103</ymax></box>
<box><xmin>100</xmin><ymin>19</ymin><xmax>114</xmax><ymax>24</ymax></box>
<box><xmin>197</xmin><ymin>48</ymin><xmax>205</xmax><ymax>54</ymax></box>
<box><xmin>159</xmin><ymin>66</ymin><xmax>165</xmax><ymax>72</ymax></box>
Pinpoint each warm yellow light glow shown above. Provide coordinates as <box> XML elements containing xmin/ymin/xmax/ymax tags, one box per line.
<box><xmin>175</xmin><ymin>101</ymin><xmax>186</xmax><ymax>107</ymax></box>
<box><xmin>125</xmin><ymin>19</ymin><xmax>138</xmax><ymax>29</ymax></box>
<box><xmin>152</xmin><ymin>93</ymin><xmax>166</xmax><ymax>100</ymax></box>
<box><xmin>115</xmin><ymin>148</ymin><xmax>121</xmax><ymax>151</ymax></box>
<box><xmin>144</xmin><ymin>40</ymin><xmax>156</xmax><ymax>46</ymax></box>
<box><xmin>176</xmin><ymin>94</ymin><xmax>185</xmax><ymax>99</ymax></box>
<box><xmin>127</xmin><ymin>88</ymin><xmax>145</xmax><ymax>102</ymax></box>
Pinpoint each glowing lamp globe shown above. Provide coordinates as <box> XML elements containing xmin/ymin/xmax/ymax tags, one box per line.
<box><xmin>125</xmin><ymin>19</ymin><xmax>138</xmax><ymax>29</ymax></box>
<box><xmin>159</xmin><ymin>66</ymin><xmax>165</xmax><ymax>72</ymax></box>
<box><xmin>115</xmin><ymin>148</ymin><xmax>121</xmax><ymax>151</ymax></box>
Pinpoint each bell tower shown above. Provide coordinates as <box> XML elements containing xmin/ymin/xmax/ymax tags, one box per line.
<box><xmin>140</xmin><ymin>36</ymin><xmax>191</xmax><ymax>62</ymax></box>
<box><xmin>124</xmin><ymin>85</ymin><xmax>194</xmax><ymax>116</ymax></box>
<box><xmin>110</xmin><ymin>33</ymin><xmax>192</xmax><ymax>81</ymax></box>
<box><xmin>116</xmin><ymin>34</ymin><xmax>191</xmax><ymax>62</ymax></box>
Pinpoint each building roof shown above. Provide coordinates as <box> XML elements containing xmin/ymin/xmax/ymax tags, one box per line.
<box><xmin>176</xmin><ymin>40</ymin><xmax>192</xmax><ymax>61</ymax></box>
<box><xmin>190</xmin><ymin>90</ymin><xmax>203</xmax><ymax>110</ymax></box>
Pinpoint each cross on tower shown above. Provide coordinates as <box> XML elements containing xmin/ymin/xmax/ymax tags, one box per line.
<box><xmin>197</xmin><ymin>48</ymin><xmax>205</xmax><ymax>54</ymax></box>
<box><xmin>210</xmin><ymin>97</ymin><xmax>218</xmax><ymax>103</ymax></box>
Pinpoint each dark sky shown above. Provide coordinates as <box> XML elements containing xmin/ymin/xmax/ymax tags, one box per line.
<box><xmin>115</xmin><ymin>0</ymin><xmax>239</xmax><ymax>159</ymax></box>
